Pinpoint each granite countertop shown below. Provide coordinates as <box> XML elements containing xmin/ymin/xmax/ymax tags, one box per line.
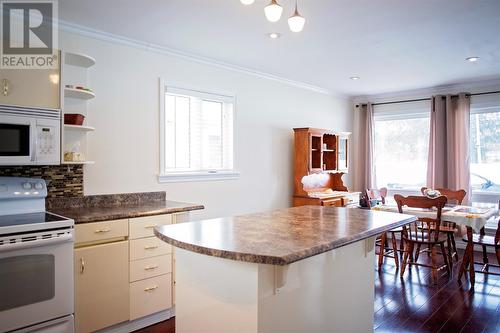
<box><xmin>154</xmin><ymin>205</ymin><xmax>416</xmax><ymax>266</ymax></box>
<box><xmin>47</xmin><ymin>192</ymin><xmax>204</xmax><ymax>224</ymax></box>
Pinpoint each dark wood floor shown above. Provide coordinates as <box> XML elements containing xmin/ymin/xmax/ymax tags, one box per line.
<box><xmin>135</xmin><ymin>250</ymin><xmax>499</xmax><ymax>333</ymax></box>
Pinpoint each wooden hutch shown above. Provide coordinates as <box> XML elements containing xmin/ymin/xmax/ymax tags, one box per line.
<box><xmin>293</xmin><ymin>127</ymin><xmax>357</xmax><ymax>207</ymax></box>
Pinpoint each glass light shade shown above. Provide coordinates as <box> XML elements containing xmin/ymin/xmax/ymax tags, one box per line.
<box><xmin>288</xmin><ymin>12</ymin><xmax>305</xmax><ymax>32</ymax></box>
<box><xmin>264</xmin><ymin>0</ymin><xmax>283</xmax><ymax>22</ymax></box>
<box><xmin>240</xmin><ymin>0</ymin><xmax>255</xmax><ymax>5</ymax></box>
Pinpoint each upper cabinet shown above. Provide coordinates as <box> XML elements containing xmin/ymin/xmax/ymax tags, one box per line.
<box><xmin>0</xmin><ymin>51</ymin><xmax>61</xmax><ymax>109</ymax></box>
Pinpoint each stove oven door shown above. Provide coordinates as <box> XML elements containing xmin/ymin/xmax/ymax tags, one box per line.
<box><xmin>0</xmin><ymin>230</ymin><xmax>74</xmax><ymax>333</ymax></box>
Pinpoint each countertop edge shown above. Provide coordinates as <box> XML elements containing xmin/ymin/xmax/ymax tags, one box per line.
<box><xmin>154</xmin><ymin>214</ymin><xmax>417</xmax><ymax>266</ymax></box>
<box><xmin>60</xmin><ymin>204</ymin><xmax>205</xmax><ymax>224</ymax></box>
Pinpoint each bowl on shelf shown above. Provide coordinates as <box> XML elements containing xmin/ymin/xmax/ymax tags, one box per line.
<box><xmin>64</xmin><ymin>114</ymin><xmax>85</xmax><ymax>126</ymax></box>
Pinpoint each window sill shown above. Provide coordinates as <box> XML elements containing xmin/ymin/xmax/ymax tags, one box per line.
<box><xmin>158</xmin><ymin>170</ymin><xmax>240</xmax><ymax>183</ymax></box>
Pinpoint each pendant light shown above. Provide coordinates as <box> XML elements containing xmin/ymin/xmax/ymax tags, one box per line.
<box><xmin>288</xmin><ymin>0</ymin><xmax>305</xmax><ymax>32</ymax></box>
<box><xmin>240</xmin><ymin>0</ymin><xmax>255</xmax><ymax>5</ymax></box>
<box><xmin>264</xmin><ymin>0</ymin><xmax>283</xmax><ymax>22</ymax></box>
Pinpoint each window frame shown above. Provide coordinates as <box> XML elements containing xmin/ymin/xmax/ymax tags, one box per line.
<box><xmin>372</xmin><ymin>100</ymin><xmax>431</xmax><ymax>192</ymax></box>
<box><xmin>469</xmin><ymin>95</ymin><xmax>500</xmax><ymax>202</ymax></box>
<box><xmin>158</xmin><ymin>79</ymin><xmax>239</xmax><ymax>183</ymax></box>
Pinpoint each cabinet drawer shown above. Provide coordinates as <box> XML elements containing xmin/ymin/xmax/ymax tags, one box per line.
<box><xmin>130</xmin><ymin>237</ymin><xmax>172</xmax><ymax>261</ymax></box>
<box><xmin>130</xmin><ymin>255</ymin><xmax>172</xmax><ymax>282</ymax></box>
<box><xmin>321</xmin><ymin>198</ymin><xmax>343</xmax><ymax>207</ymax></box>
<box><xmin>75</xmin><ymin>219</ymin><xmax>128</xmax><ymax>244</ymax></box>
<box><xmin>129</xmin><ymin>215</ymin><xmax>173</xmax><ymax>239</ymax></box>
<box><xmin>130</xmin><ymin>274</ymin><xmax>172</xmax><ymax>320</ymax></box>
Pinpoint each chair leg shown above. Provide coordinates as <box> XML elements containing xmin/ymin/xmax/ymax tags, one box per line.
<box><xmin>482</xmin><ymin>245</ymin><xmax>489</xmax><ymax>268</ymax></box>
<box><xmin>391</xmin><ymin>232</ymin><xmax>399</xmax><ymax>268</ymax></box>
<box><xmin>450</xmin><ymin>233</ymin><xmax>458</xmax><ymax>262</ymax></box>
<box><xmin>440</xmin><ymin>243</ymin><xmax>451</xmax><ymax>276</ymax></box>
<box><xmin>378</xmin><ymin>232</ymin><xmax>386</xmax><ymax>268</ymax></box>
<box><xmin>415</xmin><ymin>243</ymin><xmax>421</xmax><ymax>263</ymax></box>
<box><xmin>400</xmin><ymin>241</ymin><xmax>411</xmax><ymax>278</ymax></box>
<box><xmin>431</xmin><ymin>245</ymin><xmax>438</xmax><ymax>284</ymax></box>
<box><xmin>446</xmin><ymin>234</ymin><xmax>454</xmax><ymax>271</ymax></box>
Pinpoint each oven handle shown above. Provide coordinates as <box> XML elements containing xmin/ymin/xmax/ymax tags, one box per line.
<box><xmin>0</xmin><ymin>233</ymin><xmax>73</xmax><ymax>253</ymax></box>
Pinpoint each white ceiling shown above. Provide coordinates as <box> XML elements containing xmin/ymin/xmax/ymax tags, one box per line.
<box><xmin>59</xmin><ymin>0</ymin><xmax>500</xmax><ymax>97</ymax></box>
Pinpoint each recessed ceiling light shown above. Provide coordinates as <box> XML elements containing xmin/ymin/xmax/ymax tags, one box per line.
<box><xmin>466</xmin><ymin>57</ymin><xmax>479</xmax><ymax>62</ymax></box>
<box><xmin>268</xmin><ymin>32</ymin><xmax>281</xmax><ymax>39</ymax></box>
<box><xmin>240</xmin><ymin>0</ymin><xmax>255</xmax><ymax>5</ymax></box>
<box><xmin>350</xmin><ymin>76</ymin><xmax>360</xmax><ymax>80</ymax></box>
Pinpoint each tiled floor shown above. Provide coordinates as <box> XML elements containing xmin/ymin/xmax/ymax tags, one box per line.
<box><xmin>135</xmin><ymin>250</ymin><xmax>499</xmax><ymax>333</ymax></box>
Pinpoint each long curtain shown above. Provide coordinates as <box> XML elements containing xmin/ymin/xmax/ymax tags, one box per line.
<box><xmin>426</xmin><ymin>93</ymin><xmax>471</xmax><ymax>203</ymax></box>
<box><xmin>353</xmin><ymin>103</ymin><xmax>376</xmax><ymax>192</ymax></box>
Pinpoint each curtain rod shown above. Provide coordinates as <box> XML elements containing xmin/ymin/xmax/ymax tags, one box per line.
<box><xmin>355</xmin><ymin>90</ymin><xmax>500</xmax><ymax>107</ymax></box>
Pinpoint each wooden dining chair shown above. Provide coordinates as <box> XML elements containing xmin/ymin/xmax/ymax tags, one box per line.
<box><xmin>420</xmin><ymin>187</ymin><xmax>466</xmax><ymax>262</ymax></box>
<box><xmin>367</xmin><ymin>188</ymin><xmax>400</xmax><ymax>268</ymax></box>
<box><xmin>394</xmin><ymin>194</ymin><xmax>451</xmax><ymax>283</ymax></box>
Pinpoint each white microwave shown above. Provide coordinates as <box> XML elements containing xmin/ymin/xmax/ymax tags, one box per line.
<box><xmin>0</xmin><ymin>105</ymin><xmax>60</xmax><ymax>165</ymax></box>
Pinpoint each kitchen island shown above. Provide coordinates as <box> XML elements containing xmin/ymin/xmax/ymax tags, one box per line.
<box><xmin>155</xmin><ymin>206</ymin><xmax>416</xmax><ymax>333</ymax></box>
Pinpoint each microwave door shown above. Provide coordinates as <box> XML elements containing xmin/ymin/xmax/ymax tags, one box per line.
<box><xmin>0</xmin><ymin>116</ymin><xmax>35</xmax><ymax>165</ymax></box>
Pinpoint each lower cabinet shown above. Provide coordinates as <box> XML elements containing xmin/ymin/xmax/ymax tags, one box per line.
<box><xmin>130</xmin><ymin>273</ymin><xmax>172</xmax><ymax>320</ymax></box>
<box><xmin>74</xmin><ymin>213</ymin><xmax>186</xmax><ymax>332</ymax></box>
<box><xmin>74</xmin><ymin>241</ymin><xmax>129</xmax><ymax>333</ymax></box>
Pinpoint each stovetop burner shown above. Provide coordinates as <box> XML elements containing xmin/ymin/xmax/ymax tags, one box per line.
<box><xmin>0</xmin><ymin>212</ymin><xmax>66</xmax><ymax>228</ymax></box>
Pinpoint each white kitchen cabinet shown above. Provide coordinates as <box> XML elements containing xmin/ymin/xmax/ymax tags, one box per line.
<box><xmin>0</xmin><ymin>56</ymin><xmax>60</xmax><ymax>109</ymax></box>
<box><xmin>74</xmin><ymin>240</ymin><xmax>129</xmax><ymax>333</ymax></box>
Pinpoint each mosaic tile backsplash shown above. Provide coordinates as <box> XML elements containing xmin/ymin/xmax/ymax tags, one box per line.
<box><xmin>0</xmin><ymin>165</ymin><xmax>84</xmax><ymax>198</ymax></box>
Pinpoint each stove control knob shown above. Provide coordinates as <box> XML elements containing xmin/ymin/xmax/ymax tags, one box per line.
<box><xmin>34</xmin><ymin>183</ymin><xmax>44</xmax><ymax>190</ymax></box>
<box><xmin>22</xmin><ymin>182</ymin><xmax>32</xmax><ymax>190</ymax></box>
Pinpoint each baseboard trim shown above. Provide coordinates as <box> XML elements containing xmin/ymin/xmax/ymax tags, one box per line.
<box><xmin>96</xmin><ymin>308</ymin><xmax>175</xmax><ymax>333</ymax></box>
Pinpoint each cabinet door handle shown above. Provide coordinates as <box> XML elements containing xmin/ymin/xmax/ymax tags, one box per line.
<box><xmin>144</xmin><ymin>285</ymin><xmax>158</xmax><ymax>292</ymax></box>
<box><xmin>94</xmin><ymin>228</ymin><xmax>111</xmax><ymax>233</ymax></box>
<box><xmin>144</xmin><ymin>245</ymin><xmax>158</xmax><ymax>250</ymax></box>
<box><xmin>144</xmin><ymin>265</ymin><xmax>159</xmax><ymax>271</ymax></box>
<box><xmin>2</xmin><ymin>79</ymin><xmax>9</xmax><ymax>96</ymax></box>
<box><xmin>80</xmin><ymin>258</ymin><xmax>85</xmax><ymax>274</ymax></box>
<box><xmin>144</xmin><ymin>224</ymin><xmax>158</xmax><ymax>229</ymax></box>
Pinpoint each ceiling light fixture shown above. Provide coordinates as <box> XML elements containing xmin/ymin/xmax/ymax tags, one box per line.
<box><xmin>288</xmin><ymin>0</ymin><xmax>305</xmax><ymax>32</ymax></box>
<box><xmin>350</xmin><ymin>76</ymin><xmax>360</xmax><ymax>80</ymax></box>
<box><xmin>268</xmin><ymin>32</ymin><xmax>281</xmax><ymax>39</ymax></box>
<box><xmin>466</xmin><ymin>56</ymin><xmax>479</xmax><ymax>62</ymax></box>
<box><xmin>264</xmin><ymin>0</ymin><xmax>283</xmax><ymax>22</ymax></box>
<box><xmin>240</xmin><ymin>0</ymin><xmax>255</xmax><ymax>5</ymax></box>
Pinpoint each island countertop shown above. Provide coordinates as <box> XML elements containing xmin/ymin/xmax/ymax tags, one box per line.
<box><xmin>154</xmin><ymin>205</ymin><xmax>416</xmax><ymax>265</ymax></box>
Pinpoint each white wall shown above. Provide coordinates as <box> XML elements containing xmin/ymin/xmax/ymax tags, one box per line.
<box><xmin>60</xmin><ymin>30</ymin><xmax>353</xmax><ymax>220</ymax></box>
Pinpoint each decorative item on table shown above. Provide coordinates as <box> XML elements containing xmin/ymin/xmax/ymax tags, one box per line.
<box><xmin>359</xmin><ymin>191</ymin><xmax>370</xmax><ymax>208</ymax></box>
<box><xmin>65</xmin><ymin>84</ymin><xmax>74</xmax><ymax>89</ymax></box>
<box><xmin>423</xmin><ymin>188</ymin><xmax>441</xmax><ymax>198</ymax></box>
<box><xmin>64</xmin><ymin>113</ymin><xmax>85</xmax><ymax>125</ymax></box>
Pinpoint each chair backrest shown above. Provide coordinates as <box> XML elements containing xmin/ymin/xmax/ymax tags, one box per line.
<box><xmin>421</xmin><ymin>187</ymin><xmax>466</xmax><ymax>205</ymax></box>
<box><xmin>394</xmin><ymin>194</ymin><xmax>448</xmax><ymax>241</ymax></box>
<box><xmin>366</xmin><ymin>187</ymin><xmax>388</xmax><ymax>205</ymax></box>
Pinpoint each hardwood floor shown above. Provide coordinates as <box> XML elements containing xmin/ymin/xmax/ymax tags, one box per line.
<box><xmin>134</xmin><ymin>250</ymin><xmax>499</xmax><ymax>333</ymax></box>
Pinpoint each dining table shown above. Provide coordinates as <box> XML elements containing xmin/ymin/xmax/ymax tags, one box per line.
<box><xmin>371</xmin><ymin>203</ymin><xmax>498</xmax><ymax>287</ymax></box>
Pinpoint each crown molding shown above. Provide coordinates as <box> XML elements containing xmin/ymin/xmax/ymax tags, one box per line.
<box><xmin>58</xmin><ymin>20</ymin><xmax>347</xmax><ymax>98</ymax></box>
<box><xmin>352</xmin><ymin>78</ymin><xmax>500</xmax><ymax>105</ymax></box>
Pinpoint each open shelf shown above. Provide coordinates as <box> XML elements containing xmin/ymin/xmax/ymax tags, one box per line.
<box><xmin>64</xmin><ymin>124</ymin><xmax>95</xmax><ymax>132</ymax></box>
<box><xmin>62</xmin><ymin>161</ymin><xmax>95</xmax><ymax>165</ymax></box>
<box><xmin>65</xmin><ymin>52</ymin><xmax>96</xmax><ymax>68</ymax></box>
<box><xmin>64</xmin><ymin>88</ymin><xmax>95</xmax><ymax>100</ymax></box>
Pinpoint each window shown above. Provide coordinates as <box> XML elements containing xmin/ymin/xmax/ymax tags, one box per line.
<box><xmin>470</xmin><ymin>94</ymin><xmax>500</xmax><ymax>202</ymax></box>
<box><xmin>159</xmin><ymin>83</ymin><xmax>238</xmax><ymax>182</ymax></box>
<box><xmin>373</xmin><ymin>100</ymin><xmax>431</xmax><ymax>191</ymax></box>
